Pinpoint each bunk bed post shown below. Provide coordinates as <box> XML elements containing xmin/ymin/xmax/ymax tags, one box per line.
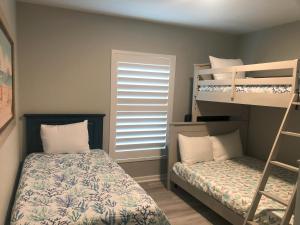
<box><xmin>231</xmin><ymin>71</ymin><xmax>237</xmax><ymax>101</ymax></box>
<box><xmin>192</xmin><ymin>63</ymin><xmax>211</xmax><ymax>122</ymax></box>
<box><xmin>167</xmin><ymin>123</ymin><xmax>178</xmax><ymax>190</ymax></box>
<box><xmin>291</xmin><ymin>59</ymin><xmax>299</xmax><ymax>91</ymax></box>
<box><xmin>292</xmin><ymin>59</ymin><xmax>299</xmax><ymax>105</ymax></box>
<box><xmin>192</xmin><ymin>64</ymin><xmax>200</xmax><ymax>122</ymax></box>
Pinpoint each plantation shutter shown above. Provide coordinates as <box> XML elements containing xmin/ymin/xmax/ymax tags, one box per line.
<box><xmin>110</xmin><ymin>50</ymin><xmax>176</xmax><ymax>161</ymax></box>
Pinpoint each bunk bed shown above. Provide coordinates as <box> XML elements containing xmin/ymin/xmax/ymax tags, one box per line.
<box><xmin>168</xmin><ymin>59</ymin><xmax>299</xmax><ymax>225</ymax></box>
<box><xmin>192</xmin><ymin>59</ymin><xmax>299</xmax><ymax>121</ymax></box>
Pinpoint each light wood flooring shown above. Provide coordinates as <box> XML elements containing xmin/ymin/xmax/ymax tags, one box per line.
<box><xmin>140</xmin><ymin>181</ymin><xmax>231</xmax><ymax>225</ymax></box>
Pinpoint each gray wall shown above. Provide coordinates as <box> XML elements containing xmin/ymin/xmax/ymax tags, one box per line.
<box><xmin>17</xmin><ymin>3</ymin><xmax>240</xmax><ymax>177</ymax></box>
<box><xmin>0</xmin><ymin>0</ymin><xmax>20</xmax><ymax>224</ymax></box>
<box><xmin>239</xmin><ymin>21</ymin><xmax>300</xmax><ymax>63</ymax></box>
<box><xmin>238</xmin><ymin>20</ymin><xmax>300</xmax><ymax>165</ymax></box>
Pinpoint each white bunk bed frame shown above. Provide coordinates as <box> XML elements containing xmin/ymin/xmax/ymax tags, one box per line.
<box><xmin>167</xmin><ymin>59</ymin><xmax>300</xmax><ymax>224</ymax></box>
<box><xmin>192</xmin><ymin>59</ymin><xmax>299</xmax><ymax>121</ymax></box>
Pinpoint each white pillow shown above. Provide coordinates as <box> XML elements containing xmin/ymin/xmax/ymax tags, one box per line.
<box><xmin>178</xmin><ymin>134</ymin><xmax>213</xmax><ymax>165</ymax></box>
<box><xmin>209</xmin><ymin>130</ymin><xmax>243</xmax><ymax>161</ymax></box>
<box><xmin>41</xmin><ymin>120</ymin><xmax>90</xmax><ymax>154</ymax></box>
<box><xmin>209</xmin><ymin>56</ymin><xmax>245</xmax><ymax>80</ymax></box>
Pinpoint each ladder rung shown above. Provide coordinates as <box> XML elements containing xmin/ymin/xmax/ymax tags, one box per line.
<box><xmin>270</xmin><ymin>160</ymin><xmax>299</xmax><ymax>173</ymax></box>
<box><xmin>292</xmin><ymin>102</ymin><xmax>300</xmax><ymax>105</ymax></box>
<box><xmin>259</xmin><ymin>191</ymin><xmax>288</xmax><ymax>206</ymax></box>
<box><xmin>281</xmin><ymin>131</ymin><xmax>300</xmax><ymax>138</ymax></box>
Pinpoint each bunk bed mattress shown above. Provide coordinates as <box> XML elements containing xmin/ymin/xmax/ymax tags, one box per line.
<box><xmin>173</xmin><ymin>157</ymin><xmax>296</xmax><ymax>225</ymax></box>
<box><xmin>199</xmin><ymin>85</ymin><xmax>291</xmax><ymax>94</ymax></box>
<box><xmin>11</xmin><ymin>150</ymin><xmax>170</xmax><ymax>225</ymax></box>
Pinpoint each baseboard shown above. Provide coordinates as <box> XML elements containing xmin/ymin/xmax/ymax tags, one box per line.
<box><xmin>134</xmin><ymin>174</ymin><xmax>167</xmax><ymax>183</ymax></box>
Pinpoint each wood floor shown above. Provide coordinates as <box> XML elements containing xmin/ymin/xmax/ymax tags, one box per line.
<box><xmin>140</xmin><ymin>181</ymin><xmax>231</xmax><ymax>225</ymax></box>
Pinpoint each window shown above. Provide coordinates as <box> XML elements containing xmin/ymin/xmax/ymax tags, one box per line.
<box><xmin>110</xmin><ymin>50</ymin><xmax>176</xmax><ymax>162</ymax></box>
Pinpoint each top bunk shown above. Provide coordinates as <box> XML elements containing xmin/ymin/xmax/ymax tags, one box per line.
<box><xmin>193</xmin><ymin>59</ymin><xmax>299</xmax><ymax>108</ymax></box>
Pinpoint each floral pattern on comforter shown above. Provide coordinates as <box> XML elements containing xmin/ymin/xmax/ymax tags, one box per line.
<box><xmin>173</xmin><ymin>157</ymin><xmax>296</xmax><ymax>225</ymax></box>
<box><xmin>199</xmin><ymin>85</ymin><xmax>291</xmax><ymax>94</ymax></box>
<box><xmin>11</xmin><ymin>150</ymin><xmax>170</xmax><ymax>225</ymax></box>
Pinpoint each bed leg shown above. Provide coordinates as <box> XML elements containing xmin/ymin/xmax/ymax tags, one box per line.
<box><xmin>167</xmin><ymin>179</ymin><xmax>171</xmax><ymax>190</ymax></box>
<box><xmin>167</xmin><ymin>180</ymin><xmax>178</xmax><ymax>191</ymax></box>
<box><xmin>167</xmin><ymin>172</ymin><xmax>178</xmax><ymax>190</ymax></box>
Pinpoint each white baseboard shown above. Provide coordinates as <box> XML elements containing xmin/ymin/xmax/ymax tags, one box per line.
<box><xmin>134</xmin><ymin>174</ymin><xmax>167</xmax><ymax>183</ymax></box>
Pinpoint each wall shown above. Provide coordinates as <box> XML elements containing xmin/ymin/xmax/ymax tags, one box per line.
<box><xmin>17</xmin><ymin>3</ymin><xmax>241</xmax><ymax>177</ymax></box>
<box><xmin>238</xmin><ymin>21</ymin><xmax>300</xmax><ymax>165</ymax></box>
<box><xmin>0</xmin><ymin>0</ymin><xmax>19</xmax><ymax>224</ymax></box>
<box><xmin>239</xmin><ymin>21</ymin><xmax>300</xmax><ymax>63</ymax></box>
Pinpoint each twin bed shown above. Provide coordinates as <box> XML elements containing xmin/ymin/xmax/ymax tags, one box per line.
<box><xmin>11</xmin><ymin>114</ymin><xmax>170</xmax><ymax>225</ymax></box>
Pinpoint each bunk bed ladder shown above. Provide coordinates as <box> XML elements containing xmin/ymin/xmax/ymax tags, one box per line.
<box><xmin>243</xmin><ymin>93</ymin><xmax>299</xmax><ymax>225</ymax></box>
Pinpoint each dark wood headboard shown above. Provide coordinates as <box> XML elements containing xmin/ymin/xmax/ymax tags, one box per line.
<box><xmin>24</xmin><ymin>114</ymin><xmax>105</xmax><ymax>155</ymax></box>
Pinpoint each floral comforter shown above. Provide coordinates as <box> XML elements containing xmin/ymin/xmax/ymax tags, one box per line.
<box><xmin>173</xmin><ymin>157</ymin><xmax>296</xmax><ymax>225</ymax></box>
<box><xmin>11</xmin><ymin>150</ymin><xmax>170</xmax><ymax>225</ymax></box>
<box><xmin>199</xmin><ymin>85</ymin><xmax>291</xmax><ymax>94</ymax></box>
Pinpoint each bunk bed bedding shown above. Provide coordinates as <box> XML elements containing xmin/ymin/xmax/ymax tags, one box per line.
<box><xmin>11</xmin><ymin>150</ymin><xmax>170</xmax><ymax>225</ymax></box>
<box><xmin>198</xmin><ymin>85</ymin><xmax>292</xmax><ymax>94</ymax></box>
<box><xmin>173</xmin><ymin>156</ymin><xmax>296</xmax><ymax>225</ymax></box>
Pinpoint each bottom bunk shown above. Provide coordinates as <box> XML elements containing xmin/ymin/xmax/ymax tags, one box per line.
<box><xmin>171</xmin><ymin>156</ymin><xmax>296</xmax><ymax>225</ymax></box>
<box><xmin>168</xmin><ymin>121</ymin><xmax>297</xmax><ymax>225</ymax></box>
<box><xmin>11</xmin><ymin>150</ymin><xmax>170</xmax><ymax>225</ymax></box>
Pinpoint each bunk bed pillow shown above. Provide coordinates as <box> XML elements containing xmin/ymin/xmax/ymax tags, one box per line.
<box><xmin>41</xmin><ymin>120</ymin><xmax>90</xmax><ymax>154</ymax></box>
<box><xmin>209</xmin><ymin>130</ymin><xmax>243</xmax><ymax>161</ymax></box>
<box><xmin>178</xmin><ymin>134</ymin><xmax>213</xmax><ymax>165</ymax></box>
<box><xmin>209</xmin><ymin>56</ymin><xmax>245</xmax><ymax>80</ymax></box>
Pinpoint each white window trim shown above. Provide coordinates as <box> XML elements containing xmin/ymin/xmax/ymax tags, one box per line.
<box><xmin>109</xmin><ymin>50</ymin><xmax>176</xmax><ymax>162</ymax></box>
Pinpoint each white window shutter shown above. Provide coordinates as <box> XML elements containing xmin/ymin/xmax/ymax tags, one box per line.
<box><xmin>110</xmin><ymin>50</ymin><xmax>176</xmax><ymax>161</ymax></box>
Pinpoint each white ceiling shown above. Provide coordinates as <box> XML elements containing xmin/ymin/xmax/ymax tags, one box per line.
<box><xmin>18</xmin><ymin>0</ymin><xmax>300</xmax><ymax>33</ymax></box>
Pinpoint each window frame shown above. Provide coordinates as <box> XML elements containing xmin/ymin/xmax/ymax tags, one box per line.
<box><xmin>109</xmin><ymin>50</ymin><xmax>176</xmax><ymax>162</ymax></box>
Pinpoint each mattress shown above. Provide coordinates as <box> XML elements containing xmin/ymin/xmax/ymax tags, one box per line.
<box><xmin>199</xmin><ymin>85</ymin><xmax>291</xmax><ymax>94</ymax></box>
<box><xmin>173</xmin><ymin>157</ymin><xmax>296</xmax><ymax>225</ymax></box>
<box><xmin>11</xmin><ymin>150</ymin><xmax>170</xmax><ymax>225</ymax></box>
